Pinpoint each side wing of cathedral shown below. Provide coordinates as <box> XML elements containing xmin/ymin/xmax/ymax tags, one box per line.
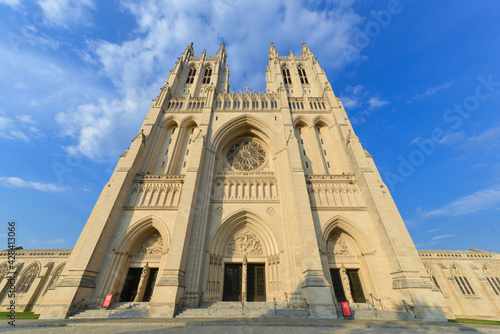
<box><xmin>2</xmin><ymin>43</ymin><xmax>499</xmax><ymax>321</ymax></box>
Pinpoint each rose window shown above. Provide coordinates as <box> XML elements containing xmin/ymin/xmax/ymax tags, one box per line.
<box><xmin>226</xmin><ymin>139</ymin><xmax>266</xmax><ymax>171</ymax></box>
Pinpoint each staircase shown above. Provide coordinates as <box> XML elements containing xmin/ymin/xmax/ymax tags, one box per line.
<box><xmin>336</xmin><ymin>302</ymin><xmax>416</xmax><ymax>320</ymax></box>
<box><xmin>70</xmin><ymin>302</ymin><xmax>150</xmax><ymax>319</ymax></box>
<box><xmin>176</xmin><ymin>301</ymin><xmax>309</xmax><ymax>318</ymax></box>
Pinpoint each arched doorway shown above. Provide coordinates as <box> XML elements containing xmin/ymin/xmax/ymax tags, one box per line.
<box><xmin>119</xmin><ymin>231</ymin><xmax>163</xmax><ymax>302</ymax></box>
<box><xmin>326</xmin><ymin>230</ymin><xmax>366</xmax><ymax>304</ymax></box>
<box><xmin>205</xmin><ymin>210</ymin><xmax>281</xmax><ymax>303</ymax></box>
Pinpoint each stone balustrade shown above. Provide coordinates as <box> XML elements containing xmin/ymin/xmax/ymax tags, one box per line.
<box><xmin>124</xmin><ymin>174</ymin><xmax>184</xmax><ymax>209</ymax></box>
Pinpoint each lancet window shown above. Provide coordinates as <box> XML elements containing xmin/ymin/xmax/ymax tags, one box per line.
<box><xmin>452</xmin><ymin>265</ymin><xmax>475</xmax><ymax>295</ymax></box>
<box><xmin>282</xmin><ymin>67</ymin><xmax>292</xmax><ymax>84</ymax></box>
<box><xmin>298</xmin><ymin>67</ymin><xmax>308</xmax><ymax>84</ymax></box>
<box><xmin>484</xmin><ymin>266</ymin><xmax>500</xmax><ymax>296</ymax></box>
<box><xmin>202</xmin><ymin>67</ymin><xmax>212</xmax><ymax>84</ymax></box>
<box><xmin>186</xmin><ymin>67</ymin><xmax>196</xmax><ymax>84</ymax></box>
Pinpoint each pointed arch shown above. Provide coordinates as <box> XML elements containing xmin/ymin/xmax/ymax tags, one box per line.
<box><xmin>16</xmin><ymin>262</ymin><xmax>41</xmax><ymax>294</ymax></box>
<box><xmin>312</xmin><ymin>115</ymin><xmax>334</xmax><ymax>128</ymax></box>
<box><xmin>483</xmin><ymin>264</ymin><xmax>500</xmax><ymax>295</ymax></box>
<box><xmin>208</xmin><ymin>208</ymin><xmax>282</xmax><ymax>257</ymax></box>
<box><xmin>114</xmin><ymin>215</ymin><xmax>171</xmax><ymax>254</ymax></box>
<box><xmin>211</xmin><ymin>114</ymin><xmax>284</xmax><ymax>154</ymax></box>
<box><xmin>424</xmin><ymin>264</ymin><xmax>441</xmax><ymax>290</ymax></box>
<box><xmin>450</xmin><ymin>263</ymin><xmax>475</xmax><ymax>295</ymax></box>
<box><xmin>159</xmin><ymin>115</ymin><xmax>180</xmax><ymax>128</ymax></box>
<box><xmin>320</xmin><ymin>216</ymin><xmax>374</xmax><ymax>254</ymax></box>
<box><xmin>293</xmin><ymin>115</ymin><xmax>312</xmax><ymax>128</ymax></box>
<box><xmin>179</xmin><ymin>116</ymin><xmax>199</xmax><ymax>129</ymax></box>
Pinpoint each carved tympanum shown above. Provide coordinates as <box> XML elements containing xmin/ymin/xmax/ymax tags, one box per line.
<box><xmin>327</xmin><ymin>233</ymin><xmax>353</xmax><ymax>258</ymax></box>
<box><xmin>226</xmin><ymin>228</ymin><xmax>263</xmax><ymax>256</ymax></box>
<box><xmin>135</xmin><ymin>232</ymin><xmax>163</xmax><ymax>256</ymax></box>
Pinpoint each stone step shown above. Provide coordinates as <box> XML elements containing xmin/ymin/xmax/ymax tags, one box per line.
<box><xmin>336</xmin><ymin>309</ymin><xmax>415</xmax><ymax>320</ymax></box>
<box><xmin>70</xmin><ymin>309</ymin><xmax>112</xmax><ymax>319</ymax></box>
<box><xmin>109</xmin><ymin>302</ymin><xmax>149</xmax><ymax>310</ymax></box>
<box><xmin>109</xmin><ymin>309</ymin><xmax>150</xmax><ymax>318</ymax></box>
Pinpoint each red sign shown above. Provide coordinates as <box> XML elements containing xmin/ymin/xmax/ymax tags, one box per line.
<box><xmin>103</xmin><ymin>294</ymin><xmax>113</xmax><ymax>308</ymax></box>
<box><xmin>341</xmin><ymin>301</ymin><xmax>352</xmax><ymax>317</ymax></box>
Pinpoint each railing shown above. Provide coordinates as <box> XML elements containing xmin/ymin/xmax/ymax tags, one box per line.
<box><xmin>174</xmin><ymin>297</ymin><xmax>184</xmax><ymax>316</ymax></box>
<box><xmin>124</xmin><ymin>175</ymin><xmax>184</xmax><ymax>209</ymax></box>
<box><xmin>212</xmin><ymin>173</ymin><xmax>278</xmax><ymax>202</ymax></box>
<box><xmin>370</xmin><ymin>293</ymin><xmax>383</xmax><ymax>310</ymax></box>
<box><xmin>67</xmin><ymin>299</ymin><xmax>86</xmax><ymax>317</ymax></box>
<box><xmin>306</xmin><ymin>175</ymin><xmax>364</xmax><ymax>208</ymax></box>
<box><xmin>303</xmin><ymin>298</ymin><xmax>311</xmax><ymax>317</ymax></box>
<box><xmin>402</xmin><ymin>300</ymin><xmax>416</xmax><ymax>318</ymax></box>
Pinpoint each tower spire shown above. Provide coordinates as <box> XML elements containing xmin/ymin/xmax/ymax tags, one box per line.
<box><xmin>269</xmin><ymin>42</ymin><xmax>279</xmax><ymax>58</ymax></box>
<box><xmin>301</xmin><ymin>42</ymin><xmax>313</xmax><ymax>57</ymax></box>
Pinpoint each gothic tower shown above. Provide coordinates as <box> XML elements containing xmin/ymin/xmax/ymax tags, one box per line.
<box><xmin>39</xmin><ymin>43</ymin><xmax>447</xmax><ymax>320</ymax></box>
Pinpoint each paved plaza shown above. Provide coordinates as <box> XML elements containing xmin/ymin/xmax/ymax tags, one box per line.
<box><xmin>1</xmin><ymin>318</ymin><xmax>500</xmax><ymax>334</ymax></box>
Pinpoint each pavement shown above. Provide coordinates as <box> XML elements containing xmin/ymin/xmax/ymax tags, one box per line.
<box><xmin>1</xmin><ymin>317</ymin><xmax>500</xmax><ymax>334</ymax></box>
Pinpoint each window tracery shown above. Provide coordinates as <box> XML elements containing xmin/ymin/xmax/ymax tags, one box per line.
<box><xmin>282</xmin><ymin>67</ymin><xmax>292</xmax><ymax>84</ymax></box>
<box><xmin>202</xmin><ymin>67</ymin><xmax>212</xmax><ymax>84</ymax></box>
<box><xmin>186</xmin><ymin>67</ymin><xmax>196</xmax><ymax>84</ymax></box>
<box><xmin>225</xmin><ymin>138</ymin><xmax>266</xmax><ymax>171</ymax></box>
<box><xmin>484</xmin><ymin>266</ymin><xmax>500</xmax><ymax>296</ymax></box>
<box><xmin>452</xmin><ymin>265</ymin><xmax>475</xmax><ymax>295</ymax></box>
<box><xmin>16</xmin><ymin>262</ymin><xmax>40</xmax><ymax>294</ymax></box>
<box><xmin>298</xmin><ymin>67</ymin><xmax>308</xmax><ymax>84</ymax></box>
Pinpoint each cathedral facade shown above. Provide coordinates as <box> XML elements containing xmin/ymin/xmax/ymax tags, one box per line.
<box><xmin>6</xmin><ymin>43</ymin><xmax>499</xmax><ymax>320</ymax></box>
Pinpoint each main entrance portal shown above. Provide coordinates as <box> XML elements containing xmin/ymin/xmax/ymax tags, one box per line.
<box><xmin>222</xmin><ymin>263</ymin><xmax>266</xmax><ymax>302</ymax></box>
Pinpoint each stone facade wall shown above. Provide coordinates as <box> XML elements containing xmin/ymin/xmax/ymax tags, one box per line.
<box><xmin>0</xmin><ymin>249</ymin><xmax>70</xmax><ymax>313</ymax></box>
<box><xmin>419</xmin><ymin>249</ymin><xmax>500</xmax><ymax>320</ymax></box>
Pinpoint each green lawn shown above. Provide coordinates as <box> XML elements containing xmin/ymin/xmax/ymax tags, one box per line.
<box><xmin>0</xmin><ymin>312</ymin><xmax>40</xmax><ymax>319</ymax></box>
<box><xmin>449</xmin><ymin>318</ymin><xmax>500</xmax><ymax>326</ymax></box>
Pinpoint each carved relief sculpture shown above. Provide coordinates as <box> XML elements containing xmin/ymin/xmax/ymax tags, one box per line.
<box><xmin>226</xmin><ymin>228</ymin><xmax>264</xmax><ymax>256</ymax></box>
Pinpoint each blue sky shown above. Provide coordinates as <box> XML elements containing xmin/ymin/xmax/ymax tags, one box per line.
<box><xmin>0</xmin><ymin>0</ymin><xmax>499</xmax><ymax>252</ymax></box>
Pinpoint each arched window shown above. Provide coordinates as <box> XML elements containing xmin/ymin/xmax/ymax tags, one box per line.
<box><xmin>44</xmin><ymin>263</ymin><xmax>65</xmax><ymax>294</ymax></box>
<box><xmin>298</xmin><ymin>67</ymin><xmax>308</xmax><ymax>84</ymax></box>
<box><xmin>202</xmin><ymin>67</ymin><xmax>212</xmax><ymax>84</ymax></box>
<box><xmin>16</xmin><ymin>262</ymin><xmax>40</xmax><ymax>294</ymax></box>
<box><xmin>425</xmin><ymin>265</ymin><xmax>441</xmax><ymax>290</ymax></box>
<box><xmin>282</xmin><ymin>67</ymin><xmax>292</xmax><ymax>84</ymax></box>
<box><xmin>484</xmin><ymin>266</ymin><xmax>500</xmax><ymax>296</ymax></box>
<box><xmin>186</xmin><ymin>67</ymin><xmax>196</xmax><ymax>84</ymax></box>
<box><xmin>0</xmin><ymin>263</ymin><xmax>8</xmax><ymax>284</ymax></box>
<box><xmin>451</xmin><ymin>265</ymin><xmax>475</xmax><ymax>295</ymax></box>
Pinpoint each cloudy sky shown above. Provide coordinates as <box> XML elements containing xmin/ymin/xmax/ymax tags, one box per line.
<box><xmin>0</xmin><ymin>0</ymin><xmax>499</xmax><ymax>251</ymax></box>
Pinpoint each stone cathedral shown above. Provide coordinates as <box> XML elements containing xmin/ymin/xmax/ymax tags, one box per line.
<box><xmin>2</xmin><ymin>43</ymin><xmax>500</xmax><ymax>320</ymax></box>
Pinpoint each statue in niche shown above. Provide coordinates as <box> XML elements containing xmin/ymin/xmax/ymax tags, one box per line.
<box><xmin>226</xmin><ymin>228</ymin><xmax>263</xmax><ymax>256</ymax></box>
<box><xmin>135</xmin><ymin>232</ymin><xmax>163</xmax><ymax>256</ymax></box>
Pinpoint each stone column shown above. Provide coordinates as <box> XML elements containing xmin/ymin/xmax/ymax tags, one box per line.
<box><xmin>242</xmin><ymin>256</ymin><xmax>247</xmax><ymax>303</ymax></box>
<box><xmin>134</xmin><ymin>264</ymin><xmax>150</xmax><ymax>302</ymax></box>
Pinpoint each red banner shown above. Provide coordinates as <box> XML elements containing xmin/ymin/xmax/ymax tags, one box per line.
<box><xmin>103</xmin><ymin>294</ymin><xmax>113</xmax><ymax>308</ymax></box>
<box><xmin>341</xmin><ymin>301</ymin><xmax>351</xmax><ymax>317</ymax></box>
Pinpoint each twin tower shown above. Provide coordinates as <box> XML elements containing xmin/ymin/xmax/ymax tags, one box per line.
<box><xmin>39</xmin><ymin>43</ymin><xmax>447</xmax><ymax>320</ymax></box>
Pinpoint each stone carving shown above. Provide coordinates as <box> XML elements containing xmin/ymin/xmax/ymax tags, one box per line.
<box><xmin>215</xmin><ymin>207</ymin><xmax>223</xmax><ymax>216</ymax></box>
<box><xmin>226</xmin><ymin>228</ymin><xmax>263</xmax><ymax>256</ymax></box>
<box><xmin>327</xmin><ymin>234</ymin><xmax>353</xmax><ymax>258</ymax></box>
<box><xmin>135</xmin><ymin>232</ymin><xmax>163</xmax><ymax>256</ymax></box>
<box><xmin>0</xmin><ymin>263</ymin><xmax>8</xmax><ymax>281</ymax></box>
<box><xmin>266</xmin><ymin>207</ymin><xmax>275</xmax><ymax>216</ymax></box>
<box><xmin>226</xmin><ymin>139</ymin><xmax>266</xmax><ymax>171</ymax></box>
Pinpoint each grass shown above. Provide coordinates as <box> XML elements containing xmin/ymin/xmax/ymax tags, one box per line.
<box><xmin>449</xmin><ymin>318</ymin><xmax>500</xmax><ymax>326</ymax></box>
<box><xmin>0</xmin><ymin>312</ymin><xmax>40</xmax><ymax>319</ymax></box>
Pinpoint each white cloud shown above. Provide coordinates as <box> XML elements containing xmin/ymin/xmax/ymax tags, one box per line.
<box><xmin>423</xmin><ymin>184</ymin><xmax>500</xmax><ymax>219</ymax></box>
<box><xmin>438</xmin><ymin>130</ymin><xmax>465</xmax><ymax>146</ymax></box>
<box><xmin>47</xmin><ymin>238</ymin><xmax>65</xmax><ymax>245</ymax></box>
<box><xmin>409</xmin><ymin>81</ymin><xmax>455</xmax><ymax>103</ymax></box>
<box><xmin>57</xmin><ymin>0</ymin><xmax>365</xmax><ymax>161</ymax></box>
<box><xmin>17</xmin><ymin>114</ymin><xmax>36</xmax><ymax>125</ymax></box>
<box><xmin>367</xmin><ymin>96</ymin><xmax>390</xmax><ymax>109</ymax></box>
<box><xmin>37</xmin><ymin>0</ymin><xmax>95</xmax><ymax>28</ymax></box>
<box><xmin>464</xmin><ymin>125</ymin><xmax>500</xmax><ymax>151</ymax></box>
<box><xmin>0</xmin><ymin>176</ymin><xmax>67</xmax><ymax>192</ymax></box>
<box><xmin>0</xmin><ymin>0</ymin><xmax>21</xmax><ymax>9</ymax></box>
<box><xmin>431</xmin><ymin>234</ymin><xmax>455</xmax><ymax>241</ymax></box>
